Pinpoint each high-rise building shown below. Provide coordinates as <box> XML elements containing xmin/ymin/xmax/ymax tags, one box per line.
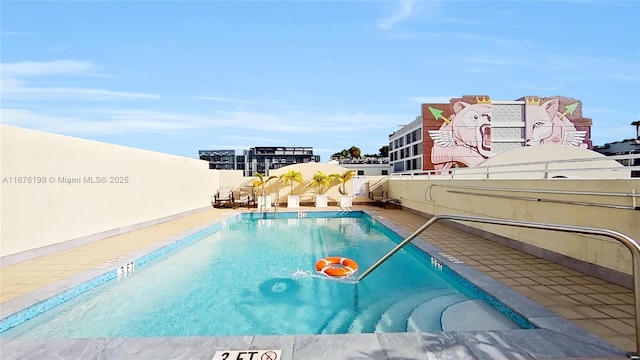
<box><xmin>243</xmin><ymin>146</ymin><xmax>320</xmax><ymax>176</ymax></box>
<box><xmin>198</xmin><ymin>150</ymin><xmax>237</xmax><ymax>170</ymax></box>
<box><xmin>199</xmin><ymin>147</ymin><xmax>320</xmax><ymax>176</ymax></box>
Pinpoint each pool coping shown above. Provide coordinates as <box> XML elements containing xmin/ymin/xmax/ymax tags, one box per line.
<box><xmin>0</xmin><ymin>210</ymin><xmax>627</xmax><ymax>360</ymax></box>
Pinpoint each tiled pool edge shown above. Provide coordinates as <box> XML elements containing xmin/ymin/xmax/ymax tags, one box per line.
<box><xmin>0</xmin><ymin>210</ymin><xmax>627</xmax><ymax>359</ymax></box>
<box><xmin>0</xmin><ymin>213</ymin><xmax>242</xmax><ymax>333</ymax></box>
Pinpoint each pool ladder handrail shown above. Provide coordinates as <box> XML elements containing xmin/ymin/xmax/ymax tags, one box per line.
<box><xmin>356</xmin><ymin>213</ymin><xmax>640</xmax><ymax>358</ymax></box>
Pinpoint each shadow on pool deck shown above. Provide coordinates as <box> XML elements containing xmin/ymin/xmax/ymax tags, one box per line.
<box><xmin>0</xmin><ymin>205</ymin><xmax>634</xmax><ymax>360</ymax></box>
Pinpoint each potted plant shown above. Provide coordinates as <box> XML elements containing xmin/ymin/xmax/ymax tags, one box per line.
<box><xmin>330</xmin><ymin>169</ymin><xmax>356</xmax><ymax>207</ymax></box>
<box><xmin>310</xmin><ymin>170</ymin><xmax>331</xmax><ymax>208</ymax></box>
<box><xmin>252</xmin><ymin>173</ymin><xmax>277</xmax><ymax>210</ymax></box>
<box><xmin>279</xmin><ymin>169</ymin><xmax>304</xmax><ymax>208</ymax></box>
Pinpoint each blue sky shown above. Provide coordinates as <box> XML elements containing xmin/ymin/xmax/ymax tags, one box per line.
<box><xmin>2</xmin><ymin>0</ymin><xmax>639</xmax><ymax>162</ymax></box>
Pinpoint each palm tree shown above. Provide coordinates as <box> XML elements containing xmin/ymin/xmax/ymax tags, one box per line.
<box><xmin>279</xmin><ymin>169</ymin><xmax>304</xmax><ymax>196</ymax></box>
<box><xmin>330</xmin><ymin>170</ymin><xmax>356</xmax><ymax>195</ymax></box>
<box><xmin>252</xmin><ymin>173</ymin><xmax>277</xmax><ymax>196</ymax></box>
<box><xmin>310</xmin><ymin>170</ymin><xmax>331</xmax><ymax>195</ymax></box>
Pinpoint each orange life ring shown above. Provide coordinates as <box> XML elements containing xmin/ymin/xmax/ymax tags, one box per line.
<box><xmin>315</xmin><ymin>257</ymin><xmax>358</xmax><ymax>277</ymax></box>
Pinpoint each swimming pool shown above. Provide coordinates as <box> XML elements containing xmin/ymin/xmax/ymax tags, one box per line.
<box><xmin>1</xmin><ymin>211</ymin><xmax>528</xmax><ymax>338</ymax></box>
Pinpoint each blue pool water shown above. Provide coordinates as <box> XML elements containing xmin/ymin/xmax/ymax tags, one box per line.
<box><xmin>2</xmin><ymin>212</ymin><xmax>529</xmax><ymax>338</ymax></box>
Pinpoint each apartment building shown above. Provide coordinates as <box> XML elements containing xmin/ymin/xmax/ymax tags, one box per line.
<box><xmin>198</xmin><ymin>150</ymin><xmax>237</xmax><ymax>170</ymax></box>
<box><xmin>200</xmin><ymin>147</ymin><xmax>320</xmax><ymax>176</ymax></box>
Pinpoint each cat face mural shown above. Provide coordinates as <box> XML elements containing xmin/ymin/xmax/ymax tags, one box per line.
<box><xmin>525</xmin><ymin>97</ymin><xmax>587</xmax><ymax>147</ymax></box>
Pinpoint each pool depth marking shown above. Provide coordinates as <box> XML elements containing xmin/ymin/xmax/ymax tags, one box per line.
<box><xmin>211</xmin><ymin>350</ymin><xmax>281</xmax><ymax>360</ymax></box>
<box><xmin>438</xmin><ymin>252</ymin><xmax>464</xmax><ymax>264</ymax></box>
<box><xmin>93</xmin><ymin>256</ymin><xmax>127</xmax><ymax>269</ymax></box>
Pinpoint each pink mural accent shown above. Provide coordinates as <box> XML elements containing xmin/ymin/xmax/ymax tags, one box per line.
<box><xmin>428</xmin><ymin>101</ymin><xmax>491</xmax><ymax>170</ymax></box>
<box><xmin>421</xmin><ymin>95</ymin><xmax>592</xmax><ymax>171</ymax></box>
<box><xmin>524</xmin><ymin>96</ymin><xmax>588</xmax><ymax>147</ymax></box>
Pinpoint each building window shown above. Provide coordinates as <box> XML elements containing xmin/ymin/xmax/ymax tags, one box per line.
<box><xmin>357</xmin><ymin>170</ymin><xmax>364</xmax><ymax>176</ymax></box>
<box><xmin>381</xmin><ymin>170</ymin><xmax>388</xmax><ymax>175</ymax></box>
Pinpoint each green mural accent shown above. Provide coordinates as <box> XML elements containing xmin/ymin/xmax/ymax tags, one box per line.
<box><xmin>559</xmin><ymin>101</ymin><xmax>580</xmax><ymax>119</ymax></box>
<box><xmin>428</xmin><ymin>106</ymin><xmax>451</xmax><ymax>124</ymax></box>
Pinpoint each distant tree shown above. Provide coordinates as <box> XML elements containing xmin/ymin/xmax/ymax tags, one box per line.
<box><xmin>340</xmin><ymin>149</ymin><xmax>349</xmax><ymax>158</ymax></box>
<box><xmin>348</xmin><ymin>146</ymin><xmax>361</xmax><ymax>158</ymax></box>
<box><xmin>379</xmin><ymin>145</ymin><xmax>389</xmax><ymax>157</ymax></box>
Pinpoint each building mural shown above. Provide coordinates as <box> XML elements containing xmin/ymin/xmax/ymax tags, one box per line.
<box><xmin>524</xmin><ymin>97</ymin><xmax>588</xmax><ymax>147</ymax></box>
<box><xmin>422</xmin><ymin>95</ymin><xmax>592</xmax><ymax>171</ymax></box>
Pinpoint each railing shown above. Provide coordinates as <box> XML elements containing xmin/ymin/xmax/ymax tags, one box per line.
<box><xmin>356</xmin><ymin>214</ymin><xmax>640</xmax><ymax>357</ymax></box>
<box><xmin>389</xmin><ymin>153</ymin><xmax>640</xmax><ymax>180</ymax></box>
<box><xmin>424</xmin><ymin>184</ymin><xmax>639</xmax><ymax>210</ymax></box>
<box><xmin>368</xmin><ymin>177</ymin><xmax>388</xmax><ymax>192</ymax></box>
<box><xmin>274</xmin><ymin>190</ymin><xmax>279</xmax><ymax>212</ymax></box>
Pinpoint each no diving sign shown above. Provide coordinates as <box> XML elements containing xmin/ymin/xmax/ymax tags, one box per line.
<box><xmin>212</xmin><ymin>350</ymin><xmax>281</xmax><ymax>360</ymax></box>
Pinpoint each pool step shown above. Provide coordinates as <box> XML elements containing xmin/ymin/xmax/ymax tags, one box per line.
<box><xmin>319</xmin><ymin>308</ymin><xmax>357</xmax><ymax>334</ymax></box>
<box><xmin>406</xmin><ymin>293</ymin><xmax>468</xmax><ymax>332</ymax></box>
<box><xmin>374</xmin><ymin>289</ymin><xmax>459</xmax><ymax>333</ymax></box>
<box><xmin>348</xmin><ymin>293</ymin><xmax>400</xmax><ymax>333</ymax></box>
<box><xmin>346</xmin><ymin>287</ymin><xmax>455</xmax><ymax>333</ymax></box>
<box><xmin>440</xmin><ymin>299</ymin><xmax>521</xmax><ymax>331</ymax></box>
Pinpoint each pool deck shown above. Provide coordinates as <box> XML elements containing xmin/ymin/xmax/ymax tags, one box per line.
<box><xmin>0</xmin><ymin>205</ymin><xmax>635</xmax><ymax>360</ymax></box>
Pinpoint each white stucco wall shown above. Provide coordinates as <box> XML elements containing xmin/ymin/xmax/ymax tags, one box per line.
<box><xmin>388</xmin><ymin>178</ymin><xmax>639</xmax><ymax>276</ymax></box>
<box><xmin>0</xmin><ymin>125</ymin><xmax>219</xmax><ymax>257</ymax></box>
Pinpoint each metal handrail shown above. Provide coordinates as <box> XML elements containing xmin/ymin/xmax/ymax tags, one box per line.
<box><xmin>356</xmin><ymin>214</ymin><xmax>640</xmax><ymax>356</ymax></box>
<box><xmin>446</xmin><ymin>190</ymin><xmax>638</xmax><ymax>210</ymax></box>
<box><xmin>434</xmin><ymin>184</ymin><xmax>640</xmax><ymax>198</ymax></box>
<box><xmin>388</xmin><ymin>153</ymin><xmax>640</xmax><ymax>180</ymax></box>
<box><xmin>422</xmin><ymin>184</ymin><xmax>639</xmax><ymax>210</ymax></box>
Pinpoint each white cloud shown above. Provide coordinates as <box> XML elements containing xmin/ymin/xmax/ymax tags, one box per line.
<box><xmin>377</xmin><ymin>0</ymin><xmax>417</xmax><ymax>30</ymax></box>
<box><xmin>1</xmin><ymin>59</ymin><xmax>159</xmax><ymax>101</ymax></box>
<box><xmin>1</xmin><ymin>107</ymin><xmax>399</xmax><ymax>137</ymax></box>
<box><xmin>5</xmin><ymin>85</ymin><xmax>159</xmax><ymax>101</ymax></box>
<box><xmin>1</xmin><ymin>59</ymin><xmax>96</xmax><ymax>77</ymax></box>
<box><xmin>606</xmin><ymin>72</ymin><xmax>637</xmax><ymax>82</ymax></box>
<box><xmin>1</xmin><ymin>108</ymin><xmax>195</xmax><ymax>134</ymax></box>
<box><xmin>196</xmin><ymin>96</ymin><xmax>258</xmax><ymax>104</ymax></box>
